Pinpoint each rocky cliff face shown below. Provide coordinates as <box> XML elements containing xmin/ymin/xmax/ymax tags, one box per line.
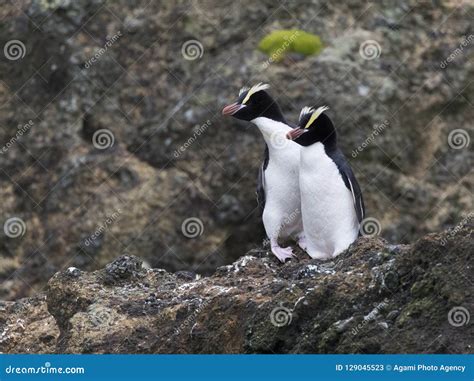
<box><xmin>0</xmin><ymin>0</ymin><xmax>473</xmax><ymax>309</ymax></box>
<box><xmin>1</xmin><ymin>227</ymin><xmax>472</xmax><ymax>354</ymax></box>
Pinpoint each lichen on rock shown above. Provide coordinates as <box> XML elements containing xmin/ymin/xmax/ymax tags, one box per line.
<box><xmin>258</xmin><ymin>29</ymin><xmax>324</xmax><ymax>60</ymax></box>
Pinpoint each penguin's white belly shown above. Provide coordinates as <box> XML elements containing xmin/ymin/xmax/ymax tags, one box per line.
<box><xmin>263</xmin><ymin>146</ymin><xmax>302</xmax><ymax>238</ymax></box>
<box><xmin>299</xmin><ymin>143</ymin><xmax>358</xmax><ymax>258</ymax></box>
<box><xmin>252</xmin><ymin>117</ymin><xmax>303</xmax><ymax>242</ymax></box>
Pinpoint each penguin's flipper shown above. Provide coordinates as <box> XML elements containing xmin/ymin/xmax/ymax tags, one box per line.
<box><xmin>256</xmin><ymin>144</ymin><xmax>269</xmax><ymax>213</ymax></box>
<box><xmin>329</xmin><ymin>148</ymin><xmax>365</xmax><ymax>224</ymax></box>
<box><xmin>256</xmin><ymin>164</ymin><xmax>265</xmax><ymax>211</ymax></box>
<box><xmin>340</xmin><ymin>168</ymin><xmax>365</xmax><ymax>223</ymax></box>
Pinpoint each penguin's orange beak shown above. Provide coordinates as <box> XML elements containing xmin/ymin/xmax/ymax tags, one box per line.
<box><xmin>286</xmin><ymin>128</ymin><xmax>306</xmax><ymax>140</ymax></box>
<box><xmin>222</xmin><ymin>102</ymin><xmax>242</xmax><ymax>116</ymax></box>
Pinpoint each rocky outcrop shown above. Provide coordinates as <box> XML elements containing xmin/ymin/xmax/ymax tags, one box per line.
<box><xmin>1</xmin><ymin>0</ymin><xmax>473</xmax><ymax>301</ymax></box>
<box><xmin>1</xmin><ymin>227</ymin><xmax>471</xmax><ymax>354</ymax></box>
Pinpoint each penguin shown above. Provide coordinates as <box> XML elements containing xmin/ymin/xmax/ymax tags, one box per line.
<box><xmin>286</xmin><ymin>106</ymin><xmax>365</xmax><ymax>259</ymax></box>
<box><xmin>222</xmin><ymin>83</ymin><xmax>305</xmax><ymax>262</ymax></box>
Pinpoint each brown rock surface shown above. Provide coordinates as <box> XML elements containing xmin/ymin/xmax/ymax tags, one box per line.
<box><xmin>1</xmin><ymin>227</ymin><xmax>472</xmax><ymax>354</ymax></box>
<box><xmin>0</xmin><ymin>0</ymin><xmax>473</xmax><ymax>315</ymax></box>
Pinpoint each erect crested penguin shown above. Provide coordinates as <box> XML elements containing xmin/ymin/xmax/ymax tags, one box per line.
<box><xmin>222</xmin><ymin>83</ymin><xmax>305</xmax><ymax>262</ymax></box>
<box><xmin>286</xmin><ymin>106</ymin><xmax>365</xmax><ymax>259</ymax></box>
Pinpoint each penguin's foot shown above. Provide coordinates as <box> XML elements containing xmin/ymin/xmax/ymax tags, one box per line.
<box><xmin>297</xmin><ymin>236</ymin><xmax>308</xmax><ymax>251</ymax></box>
<box><xmin>271</xmin><ymin>245</ymin><xmax>295</xmax><ymax>263</ymax></box>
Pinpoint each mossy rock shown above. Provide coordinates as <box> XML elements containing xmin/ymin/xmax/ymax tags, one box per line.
<box><xmin>396</xmin><ymin>298</ymin><xmax>436</xmax><ymax>327</ymax></box>
<box><xmin>258</xmin><ymin>29</ymin><xmax>323</xmax><ymax>61</ymax></box>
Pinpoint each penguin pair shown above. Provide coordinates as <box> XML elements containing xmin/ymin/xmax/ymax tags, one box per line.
<box><xmin>222</xmin><ymin>83</ymin><xmax>364</xmax><ymax>261</ymax></box>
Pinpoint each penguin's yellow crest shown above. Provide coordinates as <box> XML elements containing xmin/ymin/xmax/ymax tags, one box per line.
<box><xmin>301</xmin><ymin>105</ymin><xmax>329</xmax><ymax>128</ymax></box>
<box><xmin>241</xmin><ymin>83</ymin><xmax>270</xmax><ymax>105</ymax></box>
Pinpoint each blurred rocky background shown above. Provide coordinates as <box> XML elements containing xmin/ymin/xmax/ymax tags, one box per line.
<box><xmin>0</xmin><ymin>0</ymin><xmax>473</xmax><ymax>301</ymax></box>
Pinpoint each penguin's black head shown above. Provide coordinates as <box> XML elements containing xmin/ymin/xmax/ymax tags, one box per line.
<box><xmin>286</xmin><ymin>106</ymin><xmax>336</xmax><ymax>147</ymax></box>
<box><xmin>222</xmin><ymin>83</ymin><xmax>285</xmax><ymax>122</ymax></box>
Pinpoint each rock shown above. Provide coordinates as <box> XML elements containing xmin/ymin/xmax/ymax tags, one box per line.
<box><xmin>0</xmin><ymin>295</ymin><xmax>59</xmax><ymax>353</ymax></box>
<box><xmin>378</xmin><ymin>322</ymin><xmax>389</xmax><ymax>330</ymax></box>
<box><xmin>104</xmin><ymin>255</ymin><xmax>144</xmax><ymax>283</ymax></box>
<box><xmin>386</xmin><ymin>310</ymin><xmax>400</xmax><ymax>321</ymax></box>
<box><xmin>0</xmin><ymin>227</ymin><xmax>471</xmax><ymax>354</ymax></box>
<box><xmin>334</xmin><ymin>317</ymin><xmax>355</xmax><ymax>333</ymax></box>
<box><xmin>216</xmin><ymin>194</ymin><xmax>246</xmax><ymax>223</ymax></box>
<box><xmin>0</xmin><ymin>0</ymin><xmax>473</xmax><ymax>306</ymax></box>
